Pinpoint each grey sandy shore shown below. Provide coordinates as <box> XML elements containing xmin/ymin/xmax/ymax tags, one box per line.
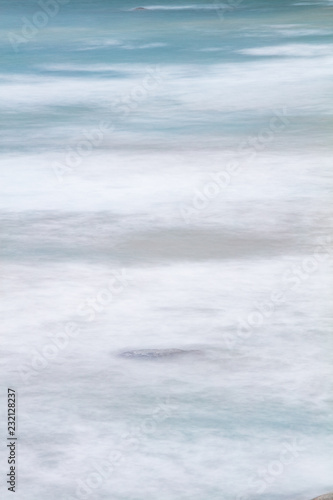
<box><xmin>312</xmin><ymin>495</ymin><xmax>333</xmax><ymax>500</ymax></box>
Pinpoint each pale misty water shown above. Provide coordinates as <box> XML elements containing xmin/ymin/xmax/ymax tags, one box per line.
<box><xmin>0</xmin><ymin>1</ymin><xmax>332</xmax><ymax>499</ymax></box>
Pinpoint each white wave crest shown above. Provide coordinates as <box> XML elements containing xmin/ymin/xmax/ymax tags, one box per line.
<box><xmin>240</xmin><ymin>44</ymin><xmax>333</xmax><ymax>57</ymax></box>
<box><xmin>129</xmin><ymin>4</ymin><xmax>230</xmax><ymax>11</ymax></box>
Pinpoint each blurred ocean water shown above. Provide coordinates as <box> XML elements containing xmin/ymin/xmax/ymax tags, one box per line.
<box><xmin>0</xmin><ymin>1</ymin><xmax>332</xmax><ymax>499</ymax></box>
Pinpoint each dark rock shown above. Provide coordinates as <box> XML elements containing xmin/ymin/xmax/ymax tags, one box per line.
<box><xmin>119</xmin><ymin>348</ymin><xmax>200</xmax><ymax>359</ymax></box>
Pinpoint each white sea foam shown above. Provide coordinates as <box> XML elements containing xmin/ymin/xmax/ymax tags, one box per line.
<box><xmin>2</xmin><ymin>255</ymin><xmax>333</xmax><ymax>499</ymax></box>
<box><xmin>240</xmin><ymin>44</ymin><xmax>333</xmax><ymax>57</ymax></box>
<box><xmin>294</xmin><ymin>1</ymin><xmax>333</xmax><ymax>5</ymax></box>
<box><xmin>200</xmin><ymin>47</ymin><xmax>224</xmax><ymax>51</ymax></box>
<box><xmin>122</xmin><ymin>42</ymin><xmax>168</xmax><ymax>49</ymax></box>
<box><xmin>1</xmin><ymin>2</ymin><xmax>332</xmax><ymax>499</ymax></box>
<box><xmin>1</xmin><ymin>56</ymin><xmax>333</xmax><ymax>115</ymax></box>
<box><xmin>271</xmin><ymin>26</ymin><xmax>333</xmax><ymax>37</ymax></box>
<box><xmin>76</xmin><ymin>39</ymin><xmax>167</xmax><ymax>50</ymax></box>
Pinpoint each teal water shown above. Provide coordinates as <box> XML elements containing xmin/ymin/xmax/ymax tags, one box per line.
<box><xmin>0</xmin><ymin>1</ymin><xmax>332</xmax><ymax>500</ymax></box>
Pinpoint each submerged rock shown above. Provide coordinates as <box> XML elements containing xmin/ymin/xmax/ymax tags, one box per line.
<box><xmin>119</xmin><ymin>348</ymin><xmax>200</xmax><ymax>359</ymax></box>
